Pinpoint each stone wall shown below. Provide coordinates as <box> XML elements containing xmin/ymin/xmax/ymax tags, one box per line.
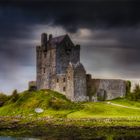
<box><xmin>65</xmin><ymin>62</ymin><xmax>87</xmax><ymax>101</ymax></box>
<box><xmin>73</xmin><ymin>63</ymin><xmax>87</xmax><ymax>101</ymax></box>
<box><xmin>89</xmin><ymin>79</ymin><xmax>126</xmax><ymax>100</ymax></box>
<box><xmin>86</xmin><ymin>74</ymin><xmax>97</xmax><ymax>101</ymax></box>
<box><xmin>36</xmin><ymin>33</ymin><xmax>57</xmax><ymax>90</ymax></box>
<box><xmin>53</xmin><ymin>74</ymin><xmax>67</xmax><ymax>95</ymax></box>
<box><xmin>36</xmin><ymin>45</ymin><xmax>57</xmax><ymax>89</ymax></box>
<box><xmin>66</xmin><ymin>63</ymin><xmax>74</xmax><ymax>100</ymax></box>
<box><xmin>36</xmin><ymin>33</ymin><xmax>84</xmax><ymax>102</ymax></box>
<box><xmin>36</xmin><ymin>33</ymin><xmax>126</xmax><ymax>102</ymax></box>
<box><xmin>56</xmin><ymin>36</ymin><xmax>80</xmax><ymax>74</ymax></box>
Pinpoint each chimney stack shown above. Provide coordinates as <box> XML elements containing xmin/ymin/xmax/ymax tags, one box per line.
<box><xmin>41</xmin><ymin>33</ymin><xmax>47</xmax><ymax>46</ymax></box>
<box><xmin>49</xmin><ymin>34</ymin><xmax>53</xmax><ymax>41</ymax></box>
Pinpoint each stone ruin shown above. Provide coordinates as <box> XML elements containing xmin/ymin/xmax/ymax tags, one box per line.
<box><xmin>29</xmin><ymin>33</ymin><xmax>126</xmax><ymax>102</ymax></box>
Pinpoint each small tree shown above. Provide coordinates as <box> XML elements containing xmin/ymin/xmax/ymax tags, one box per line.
<box><xmin>0</xmin><ymin>93</ymin><xmax>9</xmax><ymax>107</ymax></box>
<box><xmin>126</xmin><ymin>80</ymin><xmax>131</xmax><ymax>95</ymax></box>
<box><xmin>127</xmin><ymin>84</ymin><xmax>140</xmax><ymax>101</ymax></box>
<box><xmin>11</xmin><ymin>89</ymin><xmax>19</xmax><ymax>102</ymax></box>
<box><xmin>133</xmin><ymin>84</ymin><xmax>140</xmax><ymax>101</ymax></box>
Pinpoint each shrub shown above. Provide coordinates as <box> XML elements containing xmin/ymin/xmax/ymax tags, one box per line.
<box><xmin>127</xmin><ymin>84</ymin><xmax>140</xmax><ymax>101</ymax></box>
<box><xmin>48</xmin><ymin>96</ymin><xmax>82</xmax><ymax>110</ymax></box>
<box><xmin>126</xmin><ymin>80</ymin><xmax>131</xmax><ymax>95</ymax></box>
<box><xmin>0</xmin><ymin>93</ymin><xmax>9</xmax><ymax>107</ymax></box>
<box><xmin>11</xmin><ymin>89</ymin><xmax>19</xmax><ymax>102</ymax></box>
<box><xmin>48</xmin><ymin>96</ymin><xmax>71</xmax><ymax>110</ymax></box>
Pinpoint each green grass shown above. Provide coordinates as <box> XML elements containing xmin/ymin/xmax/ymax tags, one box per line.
<box><xmin>0</xmin><ymin>90</ymin><xmax>81</xmax><ymax>117</ymax></box>
<box><xmin>1</xmin><ymin>90</ymin><xmax>140</xmax><ymax>121</ymax></box>
<box><xmin>111</xmin><ymin>98</ymin><xmax>140</xmax><ymax>108</ymax></box>
<box><xmin>2</xmin><ymin>90</ymin><xmax>140</xmax><ymax>139</ymax></box>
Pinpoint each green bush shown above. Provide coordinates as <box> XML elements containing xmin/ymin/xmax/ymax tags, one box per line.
<box><xmin>0</xmin><ymin>93</ymin><xmax>9</xmax><ymax>107</ymax></box>
<box><xmin>126</xmin><ymin>80</ymin><xmax>131</xmax><ymax>95</ymax></box>
<box><xmin>126</xmin><ymin>84</ymin><xmax>140</xmax><ymax>101</ymax></box>
<box><xmin>11</xmin><ymin>89</ymin><xmax>19</xmax><ymax>102</ymax></box>
<box><xmin>49</xmin><ymin>97</ymin><xmax>69</xmax><ymax>110</ymax></box>
<box><xmin>48</xmin><ymin>96</ymin><xmax>82</xmax><ymax>110</ymax></box>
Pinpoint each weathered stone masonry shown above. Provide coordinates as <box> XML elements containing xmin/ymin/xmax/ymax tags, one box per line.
<box><xmin>34</xmin><ymin>33</ymin><xmax>126</xmax><ymax>102</ymax></box>
<box><xmin>86</xmin><ymin>74</ymin><xmax>126</xmax><ymax>101</ymax></box>
<box><xmin>36</xmin><ymin>33</ymin><xmax>87</xmax><ymax>101</ymax></box>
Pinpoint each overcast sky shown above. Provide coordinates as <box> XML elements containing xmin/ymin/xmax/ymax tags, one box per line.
<box><xmin>0</xmin><ymin>0</ymin><xmax>140</xmax><ymax>94</ymax></box>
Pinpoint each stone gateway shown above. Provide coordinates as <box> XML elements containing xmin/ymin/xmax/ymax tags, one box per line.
<box><xmin>34</xmin><ymin>33</ymin><xmax>126</xmax><ymax>101</ymax></box>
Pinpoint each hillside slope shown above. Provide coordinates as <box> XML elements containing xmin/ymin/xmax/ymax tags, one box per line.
<box><xmin>0</xmin><ymin>90</ymin><xmax>140</xmax><ymax>119</ymax></box>
<box><xmin>0</xmin><ymin>90</ymin><xmax>81</xmax><ymax>117</ymax></box>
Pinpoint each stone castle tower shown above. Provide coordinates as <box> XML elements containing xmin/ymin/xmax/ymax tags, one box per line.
<box><xmin>34</xmin><ymin>33</ymin><xmax>126</xmax><ymax>102</ymax></box>
<box><xmin>36</xmin><ymin>33</ymin><xmax>87</xmax><ymax>101</ymax></box>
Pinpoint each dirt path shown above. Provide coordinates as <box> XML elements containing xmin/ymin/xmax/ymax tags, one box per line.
<box><xmin>107</xmin><ymin>102</ymin><xmax>140</xmax><ymax>110</ymax></box>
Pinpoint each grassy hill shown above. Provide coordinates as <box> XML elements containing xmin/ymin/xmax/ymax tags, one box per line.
<box><xmin>1</xmin><ymin>90</ymin><xmax>140</xmax><ymax>139</ymax></box>
<box><xmin>0</xmin><ymin>90</ymin><xmax>82</xmax><ymax>117</ymax></box>
<box><xmin>1</xmin><ymin>89</ymin><xmax>140</xmax><ymax>120</ymax></box>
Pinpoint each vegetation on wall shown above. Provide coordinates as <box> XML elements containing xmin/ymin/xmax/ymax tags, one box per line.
<box><xmin>125</xmin><ymin>80</ymin><xmax>140</xmax><ymax>101</ymax></box>
<box><xmin>97</xmin><ymin>89</ymin><xmax>107</xmax><ymax>101</ymax></box>
<box><xmin>87</xmin><ymin>86</ymin><xmax>97</xmax><ymax>101</ymax></box>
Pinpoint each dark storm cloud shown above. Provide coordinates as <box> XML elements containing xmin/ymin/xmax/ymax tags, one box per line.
<box><xmin>0</xmin><ymin>0</ymin><xmax>140</xmax><ymax>33</ymax></box>
<box><xmin>0</xmin><ymin>0</ymin><xmax>139</xmax><ymax>57</ymax></box>
<box><xmin>0</xmin><ymin>0</ymin><xmax>139</xmax><ymax>44</ymax></box>
<box><xmin>0</xmin><ymin>0</ymin><xmax>140</xmax><ymax>93</ymax></box>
